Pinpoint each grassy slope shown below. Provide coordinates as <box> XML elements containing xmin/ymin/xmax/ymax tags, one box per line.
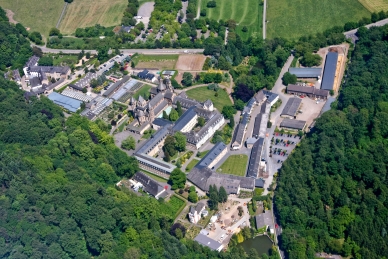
<box><xmin>59</xmin><ymin>0</ymin><xmax>127</xmax><ymax>34</ymax></box>
<box><xmin>200</xmin><ymin>0</ymin><xmax>263</xmax><ymax>40</ymax></box>
<box><xmin>185</xmin><ymin>159</ymin><xmax>200</xmax><ymax>171</ymax></box>
<box><xmin>267</xmin><ymin>0</ymin><xmax>370</xmax><ymax>40</ymax></box>
<box><xmin>185</xmin><ymin>87</ymin><xmax>232</xmax><ymax>111</ymax></box>
<box><xmin>0</xmin><ymin>0</ymin><xmax>64</xmax><ymax>37</ymax></box>
<box><xmin>216</xmin><ymin>154</ymin><xmax>248</xmax><ymax>176</ymax></box>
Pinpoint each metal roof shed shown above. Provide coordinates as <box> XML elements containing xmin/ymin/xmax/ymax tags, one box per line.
<box><xmin>321</xmin><ymin>52</ymin><xmax>338</xmax><ymax>90</ymax></box>
<box><xmin>280</xmin><ymin>119</ymin><xmax>306</xmax><ymax>130</ymax></box>
<box><xmin>48</xmin><ymin>92</ymin><xmax>82</xmax><ymax>112</ymax></box>
<box><xmin>281</xmin><ymin>98</ymin><xmax>302</xmax><ymax>117</ymax></box>
<box><xmin>289</xmin><ymin>67</ymin><xmax>322</xmax><ymax>78</ymax></box>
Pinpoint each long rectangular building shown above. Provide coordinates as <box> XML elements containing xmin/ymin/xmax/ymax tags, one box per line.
<box><xmin>196</xmin><ymin>142</ymin><xmax>227</xmax><ymax>169</ymax></box>
<box><xmin>281</xmin><ymin>97</ymin><xmax>302</xmax><ymax>118</ymax></box>
<box><xmin>287</xmin><ymin>84</ymin><xmax>329</xmax><ymax>100</ymax></box>
<box><xmin>288</xmin><ymin>67</ymin><xmax>322</xmax><ymax>78</ymax></box>
<box><xmin>246</xmin><ymin>138</ymin><xmax>265</xmax><ymax>178</ymax></box>
<box><xmin>321</xmin><ymin>52</ymin><xmax>338</xmax><ymax>91</ymax></box>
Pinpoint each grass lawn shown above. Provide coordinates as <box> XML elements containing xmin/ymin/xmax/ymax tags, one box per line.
<box><xmin>50</xmin><ymin>54</ymin><xmax>79</xmax><ymax>66</ymax></box>
<box><xmin>185</xmin><ymin>159</ymin><xmax>200</xmax><ymax>172</ymax></box>
<box><xmin>267</xmin><ymin>0</ymin><xmax>370</xmax><ymax>40</ymax></box>
<box><xmin>0</xmin><ymin>0</ymin><xmax>64</xmax><ymax>38</ymax></box>
<box><xmin>186</xmin><ymin>87</ymin><xmax>232</xmax><ymax>111</ymax></box>
<box><xmin>216</xmin><ymin>154</ymin><xmax>248</xmax><ymax>176</ymax></box>
<box><xmin>200</xmin><ymin>0</ymin><xmax>263</xmax><ymax>40</ymax></box>
<box><xmin>198</xmin><ymin>150</ymin><xmax>209</xmax><ymax>158</ymax></box>
<box><xmin>117</xmin><ymin>118</ymin><xmax>128</xmax><ymax>132</ymax></box>
<box><xmin>133</xmin><ymin>84</ymin><xmax>152</xmax><ymax>99</ymax></box>
<box><xmin>132</xmin><ymin>54</ymin><xmax>179</xmax><ymax>70</ymax></box>
<box><xmin>142</xmin><ymin>170</ymin><xmax>168</xmax><ymax>183</ymax></box>
<box><xmin>59</xmin><ymin>0</ymin><xmax>127</xmax><ymax>34</ymax></box>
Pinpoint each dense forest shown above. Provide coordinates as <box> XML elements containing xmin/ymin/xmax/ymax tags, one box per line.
<box><xmin>276</xmin><ymin>25</ymin><xmax>388</xmax><ymax>258</ymax></box>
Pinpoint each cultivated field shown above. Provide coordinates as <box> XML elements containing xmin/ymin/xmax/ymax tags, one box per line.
<box><xmin>266</xmin><ymin>0</ymin><xmax>370</xmax><ymax>40</ymax></box>
<box><xmin>0</xmin><ymin>0</ymin><xmax>64</xmax><ymax>37</ymax></box>
<box><xmin>216</xmin><ymin>154</ymin><xmax>248</xmax><ymax>176</ymax></box>
<box><xmin>133</xmin><ymin>54</ymin><xmax>179</xmax><ymax>69</ymax></box>
<box><xmin>358</xmin><ymin>0</ymin><xmax>388</xmax><ymax>12</ymax></box>
<box><xmin>59</xmin><ymin>0</ymin><xmax>127</xmax><ymax>34</ymax></box>
<box><xmin>200</xmin><ymin>0</ymin><xmax>263</xmax><ymax>40</ymax></box>
<box><xmin>186</xmin><ymin>86</ymin><xmax>233</xmax><ymax>111</ymax></box>
<box><xmin>175</xmin><ymin>54</ymin><xmax>207</xmax><ymax>71</ymax></box>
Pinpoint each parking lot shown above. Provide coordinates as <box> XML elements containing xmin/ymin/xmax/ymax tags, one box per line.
<box><xmin>270</xmin><ymin>133</ymin><xmax>301</xmax><ymax>164</ymax></box>
<box><xmin>291</xmin><ymin>95</ymin><xmax>326</xmax><ymax>127</ymax></box>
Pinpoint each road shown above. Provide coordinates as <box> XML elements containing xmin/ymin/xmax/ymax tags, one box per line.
<box><xmin>344</xmin><ymin>18</ymin><xmax>388</xmax><ymax>43</ymax></box>
<box><xmin>37</xmin><ymin>46</ymin><xmax>204</xmax><ymax>55</ymax></box>
<box><xmin>263</xmin><ymin>0</ymin><xmax>267</xmax><ymax>39</ymax></box>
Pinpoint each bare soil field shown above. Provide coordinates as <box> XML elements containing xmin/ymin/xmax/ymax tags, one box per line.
<box><xmin>59</xmin><ymin>0</ymin><xmax>127</xmax><ymax>34</ymax></box>
<box><xmin>5</xmin><ymin>9</ymin><xmax>17</xmax><ymax>24</ymax></box>
<box><xmin>175</xmin><ymin>54</ymin><xmax>206</xmax><ymax>71</ymax></box>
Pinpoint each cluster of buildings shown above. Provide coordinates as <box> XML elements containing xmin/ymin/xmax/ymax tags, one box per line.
<box><xmin>288</xmin><ymin>50</ymin><xmax>339</xmax><ymax>92</ymax></box>
<box><xmin>117</xmin><ymin>172</ymin><xmax>168</xmax><ymax>199</ymax></box>
<box><xmin>22</xmin><ymin>56</ymin><xmax>70</xmax><ymax>98</ymax></box>
<box><xmin>133</xmin><ymin>91</ymin><xmax>225</xmax><ymax>176</ymax></box>
<box><xmin>187</xmin><ymin>90</ymin><xmax>282</xmax><ymax>196</ymax></box>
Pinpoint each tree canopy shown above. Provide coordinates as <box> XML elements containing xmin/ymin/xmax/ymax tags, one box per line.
<box><xmin>276</xmin><ymin>25</ymin><xmax>388</xmax><ymax>259</ymax></box>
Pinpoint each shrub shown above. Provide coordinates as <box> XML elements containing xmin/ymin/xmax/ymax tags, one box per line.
<box><xmin>207</xmin><ymin>1</ymin><xmax>216</xmax><ymax>8</ymax></box>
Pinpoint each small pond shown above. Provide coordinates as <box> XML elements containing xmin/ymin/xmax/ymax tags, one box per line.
<box><xmin>237</xmin><ymin>235</ymin><xmax>273</xmax><ymax>256</ymax></box>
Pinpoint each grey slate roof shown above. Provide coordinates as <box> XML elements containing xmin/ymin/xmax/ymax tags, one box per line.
<box><xmin>287</xmin><ymin>84</ymin><xmax>329</xmax><ymax>97</ymax></box>
<box><xmin>263</xmin><ymin>90</ymin><xmax>278</xmax><ymax>104</ymax></box>
<box><xmin>12</xmin><ymin>70</ymin><xmax>21</xmax><ymax>81</ymax></box>
<box><xmin>243</xmin><ymin>97</ymin><xmax>256</xmax><ymax>114</ymax></box>
<box><xmin>172</xmin><ymin>106</ymin><xmax>197</xmax><ymax>132</ymax></box>
<box><xmin>30</xmin><ymin>65</ymin><xmax>70</xmax><ymax>75</ymax></box>
<box><xmin>153</xmin><ymin>118</ymin><xmax>172</xmax><ymax>127</ymax></box>
<box><xmin>281</xmin><ymin>97</ymin><xmax>302</xmax><ymax>117</ymax></box>
<box><xmin>196</xmin><ymin>142</ymin><xmax>226</xmax><ymax>169</ymax></box>
<box><xmin>232</xmin><ymin>113</ymin><xmax>249</xmax><ymax>146</ymax></box>
<box><xmin>321</xmin><ymin>52</ymin><xmax>338</xmax><ymax>90</ymax></box>
<box><xmin>30</xmin><ymin>77</ymin><xmax>42</xmax><ymax>88</ymax></box>
<box><xmin>190</xmin><ymin>202</ymin><xmax>205</xmax><ymax>214</ymax></box>
<box><xmin>137</xmin><ymin>126</ymin><xmax>170</xmax><ymax>154</ymax></box>
<box><xmin>173</xmin><ymin>95</ymin><xmax>200</xmax><ymax>109</ymax></box>
<box><xmin>252</xmin><ymin>112</ymin><xmax>269</xmax><ymax>139</ymax></box>
<box><xmin>185</xmin><ymin>112</ymin><xmax>224</xmax><ymax>145</ymax></box>
<box><xmin>255</xmin><ymin>210</ymin><xmax>273</xmax><ymax>229</ymax></box>
<box><xmin>246</xmin><ymin>138</ymin><xmax>265</xmax><ymax>178</ymax></box>
<box><xmin>254</xmin><ymin>90</ymin><xmax>266</xmax><ymax>103</ymax></box>
<box><xmin>133</xmin><ymin>172</ymin><xmax>165</xmax><ymax>197</ymax></box>
<box><xmin>280</xmin><ymin>119</ymin><xmax>306</xmax><ymax>130</ymax></box>
<box><xmin>137</xmin><ymin>69</ymin><xmax>149</xmax><ymax>79</ymax></box>
<box><xmin>25</xmin><ymin>56</ymin><xmax>39</xmax><ymax>68</ymax></box>
<box><xmin>148</xmin><ymin>92</ymin><xmax>164</xmax><ymax>109</ymax></box>
<box><xmin>255</xmin><ymin>178</ymin><xmax>265</xmax><ymax>188</ymax></box>
<box><xmin>48</xmin><ymin>92</ymin><xmax>82</xmax><ymax>112</ymax></box>
<box><xmin>289</xmin><ymin>67</ymin><xmax>322</xmax><ymax>78</ymax></box>
<box><xmin>194</xmin><ymin>234</ymin><xmax>223</xmax><ymax>251</ymax></box>
<box><xmin>103</xmin><ymin>75</ymin><xmax>131</xmax><ymax>97</ymax></box>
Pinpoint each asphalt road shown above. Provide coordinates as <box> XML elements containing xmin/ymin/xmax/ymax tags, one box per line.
<box><xmin>263</xmin><ymin>0</ymin><xmax>267</xmax><ymax>39</ymax></box>
<box><xmin>344</xmin><ymin>18</ymin><xmax>388</xmax><ymax>43</ymax></box>
<box><xmin>37</xmin><ymin>46</ymin><xmax>204</xmax><ymax>55</ymax></box>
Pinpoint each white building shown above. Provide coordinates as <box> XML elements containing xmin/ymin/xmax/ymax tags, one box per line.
<box><xmin>188</xmin><ymin>202</ymin><xmax>205</xmax><ymax>224</ymax></box>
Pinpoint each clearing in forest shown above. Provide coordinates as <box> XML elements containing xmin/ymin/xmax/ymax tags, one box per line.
<box><xmin>358</xmin><ymin>0</ymin><xmax>388</xmax><ymax>12</ymax></box>
<box><xmin>266</xmin><ymin>0</ymin><xmax>370</xmax><ymax>40</ymax></box>
<box><xmin>200</xmin><ymin>0</ymin><xmax>263</xmax><ymax>40</ymax></box>
<box><xmin>0</xmin><ymin>0</ymin><xmax>64</xmax><ymax>37</ymax></box>
<box><xmin>59</xmin><ymin>0</ymin><xmax>127</xmax><ymax>35</ymax></box>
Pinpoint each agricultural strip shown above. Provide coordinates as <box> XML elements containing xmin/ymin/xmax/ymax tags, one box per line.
<box><xmin>358</xmin><ymin>0</ymin><xmax>388</xmax><ymax>12</ymax></box>
<box><xmin>200</xmin><ymin>0</ymin><xmax>263</xmax><ymax>40</ymax></box>
<box><xmin>266</xmin><ymin>0</ymin><xmax>370</xmax><ymax>40</ymax></box>
<box><xmin>0</xmin><ymin>0</ymin><xmax>64</xmax><ymax>37</ymax></box>
<box><xmin>59</xmin><ymin>0</ymin><xmax>127</xmax><ymax>35</ymax></box>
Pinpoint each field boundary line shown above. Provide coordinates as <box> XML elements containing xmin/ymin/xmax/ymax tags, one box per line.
<box><xmin>239</xmin><ymin>0</ymin><xmax>250</xmax><ymax>25</ymax></box>
<box><xmin>56</xmin><ymin>2</ymin><xmax>68</xmax><ymax>28</ymax></box>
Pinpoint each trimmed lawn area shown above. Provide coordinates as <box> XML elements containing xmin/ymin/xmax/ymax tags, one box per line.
<box><xmin>200</xmin><ymin>0</ymin><xmax>263</xmax><ymax>40</ymax></box>
<box><xmin>133</xmin><ymin>84</ymin><xmax>152</xmax><ymax>99</ymax></box>
<box><xmin>185</xmin><ymin>158</ymin><xmax>200</xmax><ymax>172</ymax></box>
<box><xmin>50</xmin><ymin>54</ymin><xmax>79</xmax><ymax>66</ymax></box>
<box><xmin>142</xmin><ymin>170</ymin><xmax>168</xmax><ymax>183</ymax></box>
<box><xmin>267</xmin><ymin>0</ymin><xmax>370</xmax><ymax>40</ymax></box>
<box><xmin>198</xmin><ymin>150</ymin><xmax>209</xmax><ymax>158</ymax></box>
<box><xmin>186</xmin><ymin>87</ymin><xmax>232</xmax><ymax>111</ymax></box>
<box><xmin>59</xmin><ymin>0</ymin><xmax>127</xmax><ymax>34</ymax></box>
<box><xmin>0</xmin><ymin>0</ymin><xmax>64</xmax><ymax>38</ymax></box>
<box><xmin>132</xmin><ymin>54</ymin><xmax>179</xmax><ymax>70</ymax></box>
<box><xmin>216</xmin><ymin>154</ymin><xmax>248</xmax><ymax>176</ymax></box>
